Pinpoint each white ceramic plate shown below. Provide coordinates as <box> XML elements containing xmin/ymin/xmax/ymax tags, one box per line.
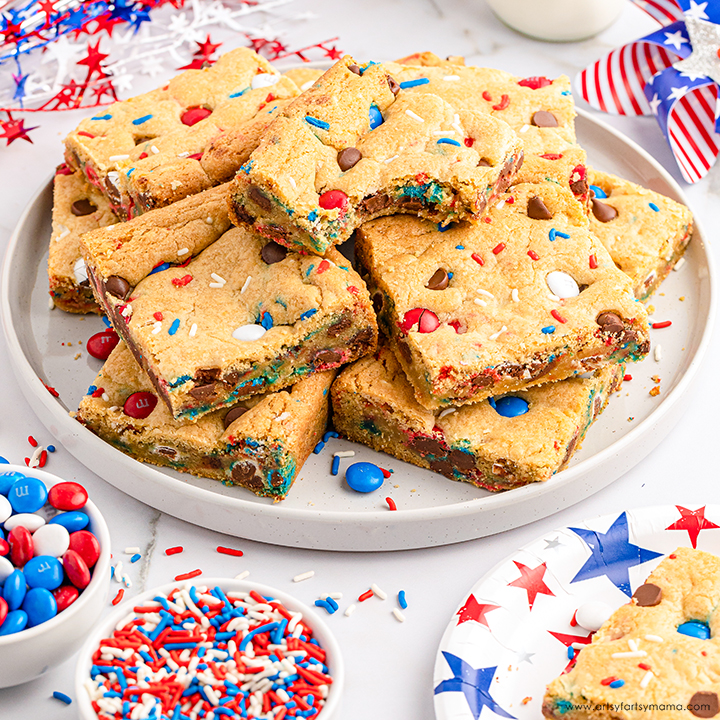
<box><xmin>432</xmin><ymin>504</ymin><xmax>720</xmax><ymax>720</ymax></box>
<box><xmin>0</xmin><ymin>109</ymin><xmax>714</xmax><ymax>551</ymax></box>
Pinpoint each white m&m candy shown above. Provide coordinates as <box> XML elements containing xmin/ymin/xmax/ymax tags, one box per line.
<box><xmin>575</xmin><ymin>600</ymin><xmax>614</xmax><ymax>632</ymax></box>
<box><xmin>32</xmin><ymin>523</ymin><xmax>70</xmax><ymax>558</ymax></box>
<box><xmin>546</xmin><ymin>271</ymin><xmax>580</xmax><ymax>299</ymax></box>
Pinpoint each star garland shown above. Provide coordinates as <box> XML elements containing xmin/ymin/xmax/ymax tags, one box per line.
<box><xmin>0</xmin><ymin>0</ymin><xmax>342</xmax><ymax>147</ymax></box>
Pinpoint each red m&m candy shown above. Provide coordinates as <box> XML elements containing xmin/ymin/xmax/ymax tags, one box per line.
<box><xmin>124</xmin><ymin>392</ymin><xmax>157</xmax><ymax>419</ymax></box>
<box><xmin>0</xmin><ymin>539</ymin><xmax>8</xmax><ymax>556</ymax></box>
<box><xmin>0</xmin><ymin>597</ymin><xmax>7</xmax><ymax>627</ymax></box>
<box><xmin>181</xmin><ymin>107</ymin><xmax>212</xmax><ymax>126</ymax></box>
<box><xmin>48</xmin><ymin>481</ymin><xmax>88</xmax><ymax>511</ymax></box>
<box><xmin>8</xmin><ymin>526</ymin><xmax>33</xmax><ymax>568</ymax></box>
<box><xmin>68</xmin><ymin>531</ymin><xmax>100</xmax><ymax>568</ymax></box>
<box><xmin>87</xmin><ymin>329</ymin><xmax>119</xmax><ymax>360</ymax></box>
<box><xmin>318</xmin><ymin>190</ymin><xmax>349</xmax><ymax>210</ymax></box>
<box><xmin>62</xmin><ymin>549</ymin><xmax>91</xmax><ymax>589</ymax></box>
<box><xmin>52</xmin><ymin>585</ymin><xmax>79</xmax><ymax>612</ymax></box>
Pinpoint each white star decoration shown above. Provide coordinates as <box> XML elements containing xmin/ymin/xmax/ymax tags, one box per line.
<box><xmin>543</xmin><ymin>537</ymin><xmax>563</xmax><ymax>550</ymax></box>
<box><xmin>664</xmin><ymin>29</ymin><xmax>689</xmax><ymax>51</ymax></box>
<box><xmin>649</xmin><ymin>93</ymin><xmax>662</xmax><ymax>114</ymax></box>
<box><xmin>516</xmin><ymin>650</ymin><xmax>535</xmax><ymax>664</ymax></box>
<box><xmin>685</xmin><ymin>1</ymin><xmax>710</xmax><ymax>22</ymax></box>
<box><xmin>674</xmin><ymin>17</ymin><xmax>720</xmax><ymax>86</ymax></box>
<box><xmin>668</xmin><ymin>85</ymin><xmax>690</xmax><ymax>101</ymax></box>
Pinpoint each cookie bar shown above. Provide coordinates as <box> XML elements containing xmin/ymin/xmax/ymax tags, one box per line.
<box><xmin>48</xmin><ymin>167</ymin><xmax>118</xmax><ymax>314</ymax></box>
<box><xmin>85</xmin><ymin>219</ymin><xmax>377</xmax><ymax>421</ymax></box>
<box><xmin>77</xmin><ymin>342</ymin><xmax>333</xmax><ymax>499</ymax></box>
<box><xmin>332</xmin><ymin>346</ymin><xmax>622</xmax><ymax>491</ymax></box>
<box><xmin>544</xmin><ymin>547</ymin><xmax>720</xmax><ymax>720</ymax></box>
<box><xmin>228</xmin><ymin>55</ymin><xmax>523</xmax><ymax>254</ymax></box>
<box><xmin>356</xmin><ymin>182</ymin><xmax>650</xmax><ymax>410</ymax></box>
<box><xmin>64</xmin><ymin>47</ymin><xmax>300</xmax><ymax>219</ymax></box>
<box><xmin>588</xmin><ymin>169</ymin><xmax>693</xmax><ymax>300</ymax></box>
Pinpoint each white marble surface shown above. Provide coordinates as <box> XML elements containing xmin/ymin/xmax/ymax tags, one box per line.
<box><xmin>0</xmin><ymin>1</ymin><xmax>718</xmax><ymax>718</ymax></box>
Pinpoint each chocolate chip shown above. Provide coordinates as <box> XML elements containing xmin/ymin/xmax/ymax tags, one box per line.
<box><xmin>386</xmin><ymin>74</ymin><xmax>400</xmax><ymax>95</ymax></box>
<box><xmin>261</xmin><ymin>241</ymin><xmax>287</xmax><ymax>265</ymax></box>
<box><xmin>426</xmin><ymin>268</ymin><xmax>449</xmax><ymax>290</ymax></box>
<box><xmin>327</xmin><ymin>313</ymin><xmax>352</xmax><ymax>338</ymax></box>
<box><xmin>570</xmin><ymin>176</ymin><xmax>588</xmax><ymax>196</ymax></box>
<box><xmin>398</xmin><ymin>197</ymin><xmax>423</xmax><ymax>212</ymax></box>
<box><xmin>477</xmin><ymin>158</ymin><xmax>492</xmax><ymax>167</ymax></box>
<box><xmin>449</xmin><ymin>448</ymin><xmax>475</xmax><ymax>470</ymax></box>
<box><xmin>231</xmin><ymin>461</ymin><xmax>263</xmax><ymax>489</ymax></box>
<box><xmin>632</xmin><ymin>582</ymin><xmax>662</xmax><ymax>607</ymax></box>
<box><xmin>338</xmin><ymin>147</ymin><xmax>362</xmax><ymax>171</ymax></box>
<box><xmin>591</xmin><ymin>198</ymin><xmax>618</xmax><ymax>223</ymax></box>
<box><xmin>527</xmin><ymin>195</ymin><xmax>553</xmax><ymax>220</ymax></box>
<box><xmin>531</xmin><ymin>110</ymin><xmax>558</xmax><ymax>128</ymax></box>
<box><xmin>314</xmin><ymin>349</ymin><xmax>343</xmax><ymax>365</ymax></box>
<box><xmin>233</xmin><ymin>205</ymin><xmax>255</xmax><ymax>225</ymax></box>
<box><xmin>71</xmin><ymin>199</ymin><xmax>97</xmax><ymax>216</ymax></box>
<box><xmin>398</xmin><ymin>340</ymin><xmax>412</xmax><ymax>363</ymax></box>
<box><xmin>270</xmin><ymin>471</ymin><xmax>284</xmax><ymax>488</ymax></box>
<box><xmin>188</xmin><ymin>383</ymin><xmax>218</xmax><ymax>401</ymax></box>
<box><xmin>412</xmin><ymin>436</ymin><xmax>445</xmax><ymax>456</ymax></box>
<box><xmin>348</xmin><ymin>64</ymin><xmax>361</xmax><ymax>75</ymax></box>
<box><xmin>429</xmin><ymin>458</ymin><xmax>455</xmax><ymax>479</ymax></box>
<box><xmin>195</xmin><ymin>367</ymin><xmax>221</xmax><ymax>384</ymax></box>
<box><xmin>351</xmin><ymin>328</ymin><xmax>374</xmax><ymax>347</ymax></box>
<box><xmin>690</xmin><ymin>693</ymin><xmax>720</xmax><ymax>718</ymax></box>
<box><xmin>223</xmin><ymin>371</ymin><xmax>240</xmax><ymax>386</ymax></box>
<box><xmin>248</xmin><ymin>186</ymin><xmax>272</xmax><ymax>211</ymax></box>
<box><xmin>105</xmin><ymin>275</ymin><xmax>131</xmax><ymax>300</ymax></box>
<box><xmin>471</xmin><ymin>374</ymin><xmax>493</xmax><ymax>388</ymax></box>
<box><xmin>596</xmin><ymin>311</ymin><xmax>625</xmax><ymax>335</ymax></box>
<box><xmin>223</xmin><ymin>406</ymin><xmax>248</xmax><ymax>429</ymax></box>
<box><xmin>361</xmin><ymin>192</ymin><xmax>391</xmax><ymax>214</ymax></box>
<box><xmin>372</xmin><ymin>292</ymin><xmax>384</xmax><ymax>314</ymax></box>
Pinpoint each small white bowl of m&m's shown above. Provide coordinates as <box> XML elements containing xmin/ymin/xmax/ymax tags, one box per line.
<box><xmin>0</xmin><ymin>463</ymin><xmax>110</xmax><ymax>687</ymax></box>
<box><xmin>75</xmin><ymin>578</ymin><xmax>344</xmax><ymax>720</ymax></box>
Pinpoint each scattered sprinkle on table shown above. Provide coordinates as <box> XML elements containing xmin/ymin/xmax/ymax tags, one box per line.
<box><xmin>52</xmin><ymin>691</ymin><xmax>72</xmax><ymax>705</ymax></box>
<box><xmin>293</xmin><ymin>570</ymin><xmax>315</xmax><ymax>583</ymax></box>
<box><xmin>217</xmin><ymin>546</ymin><xmax>244</xmax><ymax>557</ymax></box>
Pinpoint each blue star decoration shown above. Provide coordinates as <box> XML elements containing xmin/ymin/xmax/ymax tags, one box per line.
<box><xmin>569</xmin><ymin>512</ymin><xmax>662</xmax><ymax>596</ymax></box>
<box><xmin>434</xmin><ymin>652</ymin><xmax>515</xmax><ymax>720</ymax></box>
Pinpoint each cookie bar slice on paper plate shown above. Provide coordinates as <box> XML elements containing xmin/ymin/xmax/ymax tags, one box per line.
<box><xmin>228</xmin><ymin>55</ymin><xmax>523</xmax><ymax>255</ymax></box>
<box><xmin>332</xmin><ymin>346</ymin><xmax>623</xmax><ymax>492</ymax></box>
<box><xmin>544</xmin><ymin>546</ymin><xmax>720</xmax><ymax>720</ymax></box>
<box><xmin>64</xmin><ymin>47</ymin><xmax>300</xmax><ymax>219</ymax></box>
<box><xmin>356</xmin><ymin>181</ymin><xmax>649</xmax><ymax>410</ymax></box>
<box><xmin>49</xmin><ymin>167</ymin><xmax>118</xmax><ymax>314</ymax></box>
<box><xmin>81</xmin><ymin>187</ymin><xmax>377</xmax><ymax>422</ymax></box>
<box><xmin>77</xmin><ymin>341</ymin><xmax>333</xmax><ymax>500</ymax></box>
<box><xmin>588</xmin><ymin>169</ymin><xmax>693</xmax><ymax>300</ymax></box>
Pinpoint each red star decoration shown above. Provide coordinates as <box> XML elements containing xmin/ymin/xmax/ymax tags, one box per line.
<box><xmin>456</xmin><ymin>595</ymin><xmax>500</xmax><ymax>627</ymax></box>
<box><xmin>38</xmin><ymin>0</ymin><xmax>57</xmax><ymax>27</ymax></box>
<box><xmin>323</xmin><ymin>45</ymin><xmax>343</xmax><ymax>61</ymax></box>
<box><xmin>507</xmin><ymin>561</ymin><xmax>555</xmax><ymax>610</ymax></box>
<box><xmin>2</xmin><ymin>20</ymin><xmax>23</xmax><ymax>44</ymax></box>
<box><xmin>665</xmin><ymin>505</ymin><xmax>720</xmax><ymax>549</ymax></box>
<box><xmin>41</xmin><ymin>79</ymin><xmax>82</xmax><ymax>110</ymax></box>
<box><xmin>548</xmin><ymin>630</ymin><xmax>594</xmax><ymax>673</ymax></box>
<box><xmin>92</xmin><ymin>13</ymin><xmax>126</xmax><ymax>38</ymax></box>
<box><xmin>0</xmin><ymin>114</ymin><xmax>38</xmax><ymax>145</ymax></box>
<box><xmin>195</xmin><ymin>35</ymin><xmax>222</xmax><ymax>59</ymax></box>
<box><xmin>77</xmin><ymin>41</ymin><xmax>110</xmax><ymax>77</ymax></box>
<box><xmin>92</xmin><ymin>80</ymin><xmax>118</xmax><ymax>103</ymax></box>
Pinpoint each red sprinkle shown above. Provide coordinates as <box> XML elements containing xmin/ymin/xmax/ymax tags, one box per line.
<box><xmin>482</xmin><ymin>91</ymin><xmax>492</xmax><ymax>102</ymax></box>
<box><xmin>652</xmin><ymin>321</ymin><xmax>672</xmax><ymax>329</ymax></box>
<box><xmin>589</xmin><ymin>254</ymin><xmax>598</xmax><ymax>269</ymax></box>
<box><xmin>165</xmin><ymin>546</ymin><xmax>183</xmax><ymax>556</ymax></box>
<box><xmin>171</xmin><ymin>274</ymin><xmax>193</xmax><ymax>287</ymax></box>
<box><xmin>471</xmin><ymin>253</ymin><xmax>485</xmax><ymax>266</ymax></box>
<box><xmin>77</xmin><ymin>131</ymin><xmax>95</xmax><ymax>138</ymax></box>
<box><xmin>174</xmin><ymin>569</ymin><xmax>202</xmax><ymax>581</ymax></box>
<box><xmin>551</xmin><ymin>309</ymin><xmax>567</xmax><ymax>324</ymax></box>
<box><xmin>358</xmin><ymin>589</ymin><xmax>374</xmax><ymax>602</ymax></box>
<box><xmin>624</xmin><ymin>374</ymin><xmax>633</xmax><ymax>382</ymax></box>
<box><xmin>492</xmin><ymin>94</ymin><xmax>510</xmax><ymax>111</ymax></box>
<box><xmin>483</xmin><ymin>216</ymin><xmax>492</xmax><ymax>223</ymax></box>
<box><xmin>528</xmin><ymin>250</ymin><xmax>539</xmax><ymax>261</ymax></box>
<box><xmin>669</xmin><ymin>553</ymin><xmax>676</xmax><ymax>559</ymax></box>
<box><xmin>153</xmin><ymin>312</ymin><xmax>164</xmax><ymax>321</ymax></box>
<box><xmin>492</xmin><ymin>243</ymin><xmax>505</xmax><ymax>255</ymax></box>
<box><xmin>316</xmin><ymin>259</ymin><xmax>331</xmax><ymax>274</ymax></box>
<box><xmin>181</xmin><ymin>106</ymin><xmax>212</xmax><ymax>126</ymax></box>
<box><xmin>43</xmin><ymin>382</ymin><xmax>60</xmax><ymax>398</ymax></box>
<box><xmin>464</xmin><ymin>137</ymin><xmax>474</xmax><ymax>147</ymax></box>
<box><xmin>569</xmin><ymin>610</ymin><xmax>577</xmax><ymax>627</ymax></box>
<box><xmin>216</xmin><ymin>546</ymin><xmax>244</xmax><ymax>557</ymax></box>
<box><xmin>112</xmin><ymin>589</ymin><xmax>125</xmax><ymax>606</ymax></box>
<box><xmin>638</xmin><ymin>663</ymin><xmax>651</xmax><ymax>671</ymax></box>
<box><xmin>28</xmin><ymin>435</ymin><xmax>38</xmax><ymax>447</ymax></box>
<box><xmin>347</xmin><ymin>285</ymin><xmax>359</xmax><ymax>294</ymax></box>
<box><xmin>518</xmin><ymin>76</ymin><xmax>552</xmax><ymax>89</ymax></box>
<box><xmin>138</xmin><ymin>152</ymin><xmax>148</xmax><ymax>159</ymax></box>
<box><xmin>91</xmin><ymin>387</ymin><xmax>104</xmax><ymax>398</ymax></box>
<box><xmin>600</xmin><ymin>676</ymin><xmax>618</xmax><ymax>686</ymax></box>
<box><xmin>38</xmin><ymin>450</ymin><xmax>48</xmax><ymax>469</ymax></box>
<box><xmin>380</xmin><ymin>468</ymin><xmax>392</xmax><ymax>479</ymax></box>
<box><xmin>539</xmin><ymin>153</ymin><xmax>563</xmax><ymax>160</ymax></box>
<box><xmin>385</xmin><ymin>497</ymin><xmax>397</xmax><ymax>511</ymax></box>
<box><xmin>415</xmin><ymin>172</ymin><xmax>428</xmax><ymax>185</ymax></box>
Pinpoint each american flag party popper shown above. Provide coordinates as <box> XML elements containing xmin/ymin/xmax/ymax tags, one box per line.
<box><xmin>578</xmin><ymin>0</ymin><xmax>720</xmax><ymax>183</ymax></box>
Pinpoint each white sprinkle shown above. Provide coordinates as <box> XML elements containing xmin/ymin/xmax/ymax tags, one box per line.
<box><xmin>673</xmin><ymin>257</ymin><xmax>686</xmax><ymax>271</ymax></box>
<box><xmin>443</xmin><ymin>75</ymin><xmax>460</xmax><ymax>81</ymax></box>
<box><xmin>611</xmin><ymin>650</ymin><xmax>647</xmax><ymax>658</ymax></box>
<box><xmin>333</xmin><ymin>451</ymin><xmax>355</xmax><ymax>458</ymax></box>
<box><xmin>252</xmin><ymin>73</ymin><xmax>280</xmax><ymax>90</ymax></box>
<box><xmin>293</xmin><ymin>570</ymin><xmax>314</xmax><ymax>583</ymax></box>
<box><xmin>240</xmin><ymin>276</ymin><xmax>252</xmax><ymax>294</ymax></box>
<box><xmin>392</xmin><ymin>608</ymin><xmax>406</xmax><ymax>623</ymax></box>
<box><xmin>640</xmin><ymin>671</ymin><xmax>654</xmax><ymax>688</ymax></box>
<box><xmin>177</xmin><ymin>151</ymin><xmax>190</xmax><ymax>158</ymax></box>
<box><xmin>344</xmin><ymin>603</ymin><xmax>356</xmax><ymax>617</ymax></box>
<box><xmin>571</xmin><ymin>642</ymin><xmax>586</xmax><ymax>650</ymax></box>
<box><xmin>511</xmin><ymin>288</ymin><xmax>519</xmax><ymax>302</ymax></box>
<box><xmin>28</xmin><ymin>446</ymin><xmax>43</xmax><ymax>468</ymax></box>
<box><xmin>177</xmin><ymin>247</ymin><xmax>189</xmax><ymax>257</ymax></box>
<box><xmin>49</xmin><ymin>296</ymin><xmax>55</xmax><ymax>310</ymax></box>
<box><xmin>121</xmin><ymin>304</ymin><xmax>132</xmax><ymax>318</ymax></box>
<box><xmin>654</xmin><ymin>344</ymin><xmax>662</xmax><ymax>362</ymax></box>
<box><xmin>171</xmin><ymin>180</ymin><xmax>183</xmax><ymax>190</ymax></box>
<box><xmin>234</xmin><ymin>571</ymin><xmax>250</xmax><ymax>581</ymax></box>
<box><xmin>438</xmin><ymin>408</ymin><xmax>456</xmax><ymax>419</ymax></box>
<box><xmin>371</xmin><ymin>583</ymin><xmax>387</xmax><ymax>600</ymax></box>
<box><xmin>644</xmin><ymin>634</ymin><xmax>663</xmax><ymax>643</ymax></box>
<box><xmin>205</xmin><ymin>216</ymin><xmax>213</xmax><ymax>225</ymax></box>
<box><xmin>477</xmin><ymin>288</ymin><xmax>494</xmax><ymax>298</ymax></box>
<box><xmin>300</xmin><ymin>80</ymin><xmax>315</xmax><ymax>91</ymax></box>
<box><xmin>452</xmin><ymin>113</ymin><xmax>463</xmax><ymax>137</ymax></box>
<box><xmin>628</xmin><ymin>639</ymin><xmax>639</xmax><ymax>652</ymax></box>
<box><xmin>474</xmin><ymin>298</ymin><xmax>487</xmax><ymax>307</ymax></box>
<box><xmin>189</xmin><ymin>323</ymin><xmax>197</xmax><ymax>338</ymax></box>
<box><xmin>152</xmin><ymin>321</ymin><xmax>162</xmax><ymax>335</ymax></box>
<box><xmin>122</xmin><ymin>573</ymin><xmax>132</xmax><ymax>588</ymax></box>
<box><xmin>210</xmin><ymin>273</ymin><xmax>226</xmax><ymax>285</ymax></box>
<box><xmin>275</xmin><ymin>412</ymin><xmax>290</xmax><ymax>422</ymax></box>
<box><xmin>124</xmin><ymin>547</ymin><xmax>141</xmax><ymax>555</ymax></box>
<box><xmin>496</xmin><ymin>199</ymin><xmax>506</xmax><ymax>210</ymax></box>
<box><xmin>209</xmin><ymin>282</ymin><xmax>224</xmax><ymax>289</ymax></box>
<box><xmin>151</xmin><ymin>145</ymin><xmax>160</xmax><ymax>154</ymax></box>
<box><xmin>102</xmin><ymin>393</ymin><xmax>109</xmax><ymax>402</ymax></box>
<box><xmin>405</xmin><ymin>109</ymin><xmax>424</xmax><ymax>123</ymax></box>
<box><xmin>489</xmin><ymin>326</ymin><xmax>507</xmax><ymax>341</ymax></box>
<box><xmin>523</xmin><ymin>369</ymin><xmax>532</xmax><ymax>380</ymax></box>
<box><xmin>288</xmin><ymin>176</ymin><xmax>297</xmax><ymax>189</ymax></box>
<box><xmin>115</xmin><ymin>612</ymin><xmax>136</xmax><ymax>631</ymax></box>
<box><xmin>432</xmin><ymin>129</ymin><xmax>455</xmax><ymax>136</ymax></box>
<box><xmin>73</xmin><ymin>257</ymin><xmax>89</xmax><ymax>284</ymax></box>
<box><xmin>383</xmin><ymin>155</ymin><xmax>399</xmax><ymax>163</ymax></box>
<box><xmin>109</xmin><ymin>154</ymin><xmax>130</xmax><ymax>162</ymax></box>
<box><xmin>57</xmin><ymin>223</ymin><xmax>70</xmax><ymax>240</ymax></box>
<box><xmin>519</xmin><ymin>124</ymin><xmax>530</xmax><ymax>133</ymax></box>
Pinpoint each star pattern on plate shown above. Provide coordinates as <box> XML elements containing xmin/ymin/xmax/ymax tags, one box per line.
<box><xmin>665</xmin><ymin>505</ymin><xmax>720</xmax><ymax>548</ymax></box>
<box><xmin>434</xmin><ymin>652</ymin><xmax>515</xmax><ymax>720</ymax></box>
<box><xmin>507</xmin><ymin>561</ymin><xmax>554</xmax><ymax>610</ymax></box>
<box><xmin>456</xmin><ymin>596</ymin><xmax>500</xmax><ymax>628</ymax></box>
<box><xmin>544</xmin><ymin>537</ymin><xmax>563</xmax><ymax>550</ymax></box>
<box><xmin>569</xmin><ymin>512</ymin><xmax>662</xmax><ymax>596</ymax></box>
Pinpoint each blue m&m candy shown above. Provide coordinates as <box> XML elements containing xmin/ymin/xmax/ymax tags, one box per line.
<box><xmin>589</xmin><ymin>184</ymin><xmax>607</xmax><ymax>199</ymax></box>
<box><xmin>8</xmin><ymin>476</ymin><xmax>47</xmax><ymax>514</ymax></box>
<box><xmin>3</xmin><ymin>569</ymin><xmax>26</xmax><ymax>611</ymax></box>
<box><xmin>0</xmin><ymin>471</ymin><xmax>26</xmax><ymax>496</ymax></box>
<box><xmin>489</xmin><ymin>396</ymin><xmax>530</xmax><ymax>418</ymax></box>
<box><xmin>0</xmin><ymin>609</ymin><xmax>28</xmax><ymax>636</ymax></box>
<box><xmin>22</xmin><ymin>588</ymin><xmax>57</xmax><ymax>628</ymax></box>
<box><xmin>368</xmin><ymin>104</ymin><xmax>383</xmax><ymax>130</ymax></box>
<box><xmin>677</xmin><ymin>620</ymin><xmax>711</xmax><ymax>640</ymax></box>
<box><xmin>345</xmin><ymin>462</ymin><xmax>385</xmax><ymax>493</ymax></box>
<box><xmin>23</xmin><ymin>556</ymin><xmax>63</xmax><ymax>590</ymax></box>
<box><xmin>48</xmin><ymin>511</ymin><xmax>89</xmax><ymax>533</ymax></box>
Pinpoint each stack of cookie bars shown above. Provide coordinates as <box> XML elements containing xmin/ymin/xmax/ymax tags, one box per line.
<box><xmin>48</xmin><ymin>48</ymin><xmax>692</xmax><ymax>499</ymax></box>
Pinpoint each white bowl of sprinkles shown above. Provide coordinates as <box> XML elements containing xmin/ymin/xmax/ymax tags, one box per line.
<box><xmin>74</xmin><ymin>578</ymin><xmax>344</xmax><ymax>720</ymax></box>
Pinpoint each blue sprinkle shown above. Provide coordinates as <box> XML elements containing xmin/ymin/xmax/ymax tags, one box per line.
<box><xmin>132</xmin><ymin>114</ymin><xmax>153</xmax><ymax>125</ymax></box>
<box><xmin>331</xmin><ymin>455</ymin><xmax>340</xmax><ymax>476</ymax></box>
<box><xmin>130</xmin><ymin>553</ymin><xmax>141</xmax><ymax>563</ymax></box>
<box><xmin>325</xmin><ymin>596</ymin><xmax>338</xmax><ymax>611</ymax></box>
<box><xmin>126</xmin><ymin>168</ymin><xmax>134</xmax><ymax>178</ymax></box>
<box><xmin>228</xmin><ymin>88</ymin><xmax>249</xmax><ymax>98</ymax></box>
<box><xmin>649</xmin><ymin>202</ymin><xmax>660</xmax><ymax>212</ymax></box>
<box><xmin>548</xmin><ymin>228</ymin><xmax>570</xmax><ymax>242</ymax></box>
<box><xmin>492</xmin><ymin>396</ymin><xmax>530</xmax><ymax>418</ymax></box>
<box><xmin>91</xmin><ymin>114</ymin><xmax>112</xmax><ymax>121</ymax></box>
<box><xmin>561</xmin><ymin>90</ymin><xmax>572</xmax><ymax>96</ymax></box>
<box><xmin>261</xmin><ymin>311</ymin><xmax>274</xmax><ymax>330</ymax></box>
<box><xmin>541</xmin><ymin>325</ymin><xmax>556</xmax><ymax>334</ymax></box>
<box><xmin>305</xmin><ymin>115</ymin><xmax>330</xmax><ymax>130</ymax></box>
<box><xmin>313</xmin><ymin>441</ymin><xmax>325</xmax><ymax>454</ymax></box>
<box><xmin>306</xmin><ymin>264</ymin><xmax>315</xmax><ymax>277</ymax></box>
<box><xmin>87</xmin><ymin>385</ymin><xmax>97</xmax><ymax>396</ymax></box>
<box><xmin>102</xmin><ymin>316</ymin><xmax>111</xmax><ymax>327</ymax></box>
<box><xmin>368</xmin><ymin>103</ymin><xmax>383</xmax><ymax>130</ymax></box>
<box><xmin>239</xmin><ymin>621</ymin><xmax>279</xmax><ymax>651</ymax></box>
<box><xmin>240</xmin><ymin>160</ymin><xmax>254</xmax><ymax>174</ymax></box>
<box><xmin>447</xmin><ymin>272</ymin><xmax>453</xmax><ymax>280</ymax></box>
<box><xmin>438</xmin><ymin>222</ymin><xmax>455</xmax><ymax>232</ymax></box>
<box><xmin>400</xmin><ymin>78</ymin><xmax>430</xmax><ymax>88</ymax></box>
<box><xmin>359</xmin><ymin>61</ymin><xmax>379</xmax><ymax>74</ymax></box>
<box><xmin>323</xmin><ymin>431</ymin><xmax>339</xmax><ymax>442</ymax></box>
<box><xmin>0</xmin><ymin>456</ymin><xmax>7</xmax><ymax>463</ymax></box>
<box><xmin>589</xmin><ymin>184</ymin><xmax>607</xmax><ymax>199</ymax></box>
<box><xmin>455</xmin><ymin>245</ymin><xmax>465</xmax><ymax>250</ymax></box>
<box><xmin>437</xmin><ymin>138</ymin><xmax>461</xmax><ymax>147</ymax></box>
<box><xmin>168</xmin><ymin>319</ymin><xmax>180</xmax><ymax>336</ymax></box>
<box><xmin>307</xmin><ymin>210</ymin><xmax>318</xmax><ymax>222</ymax></box>
<box><xmin>314</xmin><ymin>598</ymin><xmax>336</xmax><ymax>614</ymax></box>
<box><xmin>567</xmin><ymin>646</ymin><xmax>575</xmax><ymax>659</ymax></box>
<box><xmin>149</xmin><ymin>262</ymin><xmax>170</xmax><ymax>275</ymax></box>
<box><xmin>398</xmin><ymin>590</ymin><xmax>407</xmax><ymax>609</ymax></box>
<box><xmin>609</xmin><ymin>680</ymin><xmax>625</xmax><ymax>689</ymax></box>
<box><xmin>300</xmin><ymin>308</ymin><xmax>318</xmax><ymax>321</ymax></box>
<box><xmin>53</xmin><ymin>691</ymin><xmax>72</xmax><ymax>705</ymax></box>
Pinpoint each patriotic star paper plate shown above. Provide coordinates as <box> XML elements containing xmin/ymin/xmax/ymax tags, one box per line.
<box><xmin>433</xmin><ymin>505</ymin><xmax>720</xmax><ymax>720</ymax></box>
